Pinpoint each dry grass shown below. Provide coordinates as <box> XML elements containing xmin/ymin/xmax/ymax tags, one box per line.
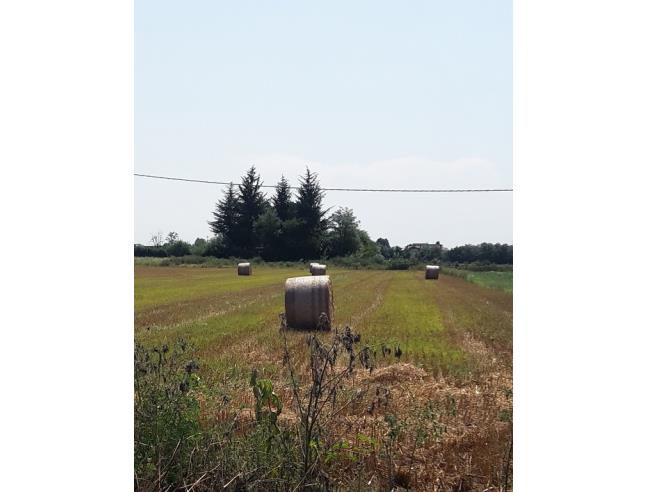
<box><xmin>135</xmin><ymin>266</ymin><xmax>512</xmax><ymax>490</ymax></box>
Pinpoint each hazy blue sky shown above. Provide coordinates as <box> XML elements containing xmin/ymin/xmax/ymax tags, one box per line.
<box><xmin>135</xmin><ymin>0</ymin><xmax>511</xmax><ymax>248</ymax></box>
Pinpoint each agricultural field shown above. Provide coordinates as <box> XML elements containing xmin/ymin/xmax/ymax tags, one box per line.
<box><xmin>468</xmin><ymin>271</ymin><xmax>513</xmax><ymax>292</ymax></box>
<box><xmin>135</xmin><ymin>265</ymin><xmax>513</xmax><ymax>491</ymax></box>
<box><xmin>444</xmin><ymin>269</ymin><xmax>513</xmax><ymax>293</ymax></box>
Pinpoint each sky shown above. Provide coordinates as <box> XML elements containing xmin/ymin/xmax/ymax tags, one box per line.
<box><xmin>135</xmin><ymin>0</ymin><xmax>511</xmax><ymax>248</ymax></box>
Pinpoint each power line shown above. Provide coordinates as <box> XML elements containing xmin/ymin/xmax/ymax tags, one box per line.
<box><xmin>134</xmin><ymin>173</ymin><xmax>513</xmax><ymax>193</ymax></box>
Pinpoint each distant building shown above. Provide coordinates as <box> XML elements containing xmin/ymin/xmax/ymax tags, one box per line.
<box><xmin>403</xmin><ymin>242</ymin><xmax>443</xmax><ymax>259</ymax></box>
<box><xmin>404</xmin><ymin>242</ymin><xmax>432</xmax><ymax>250</ymax></box>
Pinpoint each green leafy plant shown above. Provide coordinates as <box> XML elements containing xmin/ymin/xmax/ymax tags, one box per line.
<box><xmin>134</xmin><ymin>339</ymin><xmax>201</xmax><ymax>489</ymax></box>
<box><xmin>250</xmin><ymin>368</ymin><xmax>283</xmax><ymax>426</ymax></box>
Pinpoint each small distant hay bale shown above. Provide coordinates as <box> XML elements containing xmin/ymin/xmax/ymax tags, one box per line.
<box><xmin>285</xmin><ymin>275</ymin><xmax>333</xmax><ymax>330</ymax></box>
<box><xmin>238</xmin><ymin>262</ymin><xmax>252</xmax><ymax>276</ymax></box>
<box><xmin>309</xmin><ymin>262</ymin><xmax>318</xmax><ymax>273</ymax></box>
<box><xmin>425</xmin><ymin>265</ymin><xmax>440</xmax><ymax>279</ymax></box>
<box><xmin>311</xmin><ymin>264</ymin><xmax>327</xmax><ymax>276</ymax></box>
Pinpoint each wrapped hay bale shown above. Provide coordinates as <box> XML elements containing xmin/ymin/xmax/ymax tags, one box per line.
<box><xmin>237</xmin><ymin>262</ymin><xmax>252</xmax><ymax>276</ymax></box>
<box><xmin>309</xmin><ymin>262</ymin><xmax>318</xmax><ymax>274</ymax></box>
<box><xmin>311</xmin><ymin>264</ymin><xmax>327</xmax><ymax>276</ymax></box>
<box><xmin>425</xmin><ymin>265</ymin><xmax>440</xmax><ymax>280</ymax></box>
<box><xmin>285</xmin><ymin>275</ymin><xmax>333</xmax><ymax>330</ymax></box>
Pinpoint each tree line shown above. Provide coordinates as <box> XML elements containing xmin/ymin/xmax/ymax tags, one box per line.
<box><xmin>135</xmin><ymin>166</ymin><xmax>513</xmax><ymax>265</ymax></box>
<box><xmin>375</xmin><ymin>239</ymin><xmax>513</xmax><ymax>265</ymax></box>
<box><xmin>206</xmin><ymin>166</ymin><xmax>376</xmax><ymax>260</ymax></box>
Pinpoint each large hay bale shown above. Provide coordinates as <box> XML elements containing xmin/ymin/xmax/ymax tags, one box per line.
<box><xmin>309</xmin><ymin>262</ymin><xmax>318</xmax><ymax>274</ymax></box>
<box><xmin>238</xmin><ymin>262</ymin><xmax>252</xmax><ymax>276</ymax></box>
<box><xmin>311</xmin><ymin>264</ymin><xmax>327</xmax><ymax>276</ymax></box>
<box><xmin>285</xmin><ymin>275</ymin><xmax>333</xmax><ymax>330</ymax></box>
<box><xmin>425</xmin><ymin>265</ymin><xmax>440</xmax><ymax>280</ymax></box>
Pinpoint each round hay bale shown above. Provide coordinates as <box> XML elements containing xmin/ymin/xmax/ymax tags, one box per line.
<box><xmin>284</xmin><ymin>275</ymin><xmax>333</xmax><ymax>330</ymax></box>
<box><xmin>425</xmin><ymin>265</ymin><xmax>440</xmax><ymax>280</ymax></box>
<box><xmin>309</xmin><ymin>262</ymin><xmax>318</xmax><ymax>274</ymax></box>
<box><xmin>311</xmin><ymin>264</ymin><xmax>327</xmax><ymax>276</ymax></box>
<box><xmin>238</xmin><ymin>262</ymin><xmax>252</xmax><ymax>276</ymax></box>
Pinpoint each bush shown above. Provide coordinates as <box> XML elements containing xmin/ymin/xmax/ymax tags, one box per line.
<box><xmin>134</xmin><ymin>340</ymin><xmax>201</xmax><ymax>488</ymax></box>
<box><xmin>134</xmin><ymin>326</ymin><xmax>374</xmax><ymax>491</ymax></box>
<box><xmin>191</xmin><ymin>238</ymin><xmax>208</xmax><ymax>256</ymax></box>
<box><xmin>134</xmin><ymin>244</ymin><xmax>168</xmax><ymax>257</ymax></box>
<box><xmin>134</xmin><ymin>248</ymin><xmax>513</xmax><ymax>272</ymax></box>
<box><xmin>164</xmin><ymin>240</ymin><xmax>192</xmax><ymax>257</ymax></box>
<box><xmin>386</xmin><ymin>259</ymin><xmax>412</xmax><ymax>270</ymax></box>
<box><xmin>202</xmin><ymin>237</ymin><xmax>226</xmax><ymax>257</ymax></box>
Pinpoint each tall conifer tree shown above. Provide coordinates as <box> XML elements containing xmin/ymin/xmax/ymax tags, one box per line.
<box><xmin>272</xmin><ymin>175</ymin><xmax>293</xmax><ymax>221</ymax></box>
<box><xmin>233</xmin><ymin>166</ymin><xmax>267</xmax><ymax>255</ymax></box>
<box><xmin>208</xmin><ymin>182</ymin><xmax>239</xmax><ymax>254</ymax></box>
<box><xmin>295</xmin><ymin>168</ymin><xmax>328</xmax><ymax>258</ymax></box>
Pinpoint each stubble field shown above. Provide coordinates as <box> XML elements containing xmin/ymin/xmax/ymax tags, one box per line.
<box><xmin>135</xmin><ymin>265</ymin><xmax>512</xmax><ymax>490</ymax></box>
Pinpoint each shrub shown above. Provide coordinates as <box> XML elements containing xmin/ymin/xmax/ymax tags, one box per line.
<box><xmin>386</xmin><ymin>259</ymin><xmax>412</xmax><ymax>270</ymax></box>
<box><xmin>134</xmin><ymin>324</ymin><xmax>372</xmax><ymax>490</ymax></box>
<box><xmin>202</xmin><ymin>237</ymin><xmax>226</xmax><ymax>257</ymax></box>
<box><xmin>191</xmin><ymin>238</ymin><xmax>208</xmax><ymax>256</ymax></box>
<box><xmin>164</xmin><ymin>240</ymin><xmax>192</xmax><ymax>257</ymax></box>
<box><xmin>134</xmin><ymin>244</ymin><xmax>168</xmax><ymax>257</ymax></box>
<box><xmin>134</xmin><ymin>340</ymin><xmax>201</xmax><ymax>489</ymax></box>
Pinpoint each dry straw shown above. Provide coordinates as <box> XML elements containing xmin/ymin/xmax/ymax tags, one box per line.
<box><xmin>237</xmin><ymin>262</ymin><xmax>252</xmax><ymax>276</ymax></box>
<box><xmin>311</xmin><ymin>264</ymin><xmax>327</xmax><ymax>276</ymax></box>
<box><xmin>284</xmin><ymin>275</ymin><xmax>333</xmax><ymax>330</ymax></box>
<box><xmin>425</xmin><ymin>265</ymin><xmax>440</xmax><ymax>280</ymax></box>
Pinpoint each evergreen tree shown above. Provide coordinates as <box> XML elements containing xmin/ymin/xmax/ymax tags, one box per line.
<box><xmin>208</xmin><ymin>182</ymin><xmax>239</xmax><ymax>254</ymax></box>
<box><xmin>270</xmin><ymin>175</ymin><xmax>296</xmax><ymax>260</ymax></box>
<box><xmin>254</xmin><ymin>208</ymin><xmax>282</xmax><ymax>260</ymax></box>
<box><xmin>233</xmin><ymin>166</ymin><xmax>267</xmax><ymax>256</ymax></box>
<box><xmin>295</xmin><ymin>168</ymin><xmax>328</xmax><ymax>258</ymax></box>
<box><xmin>279</xmin><ymin>218</ymin><xmax>302</xmax><ymax>260</ymax></box>
<box><xmin>272</xmin><ymin>175</ymin><xmax>293</xmax><ymax>221</ymax></box>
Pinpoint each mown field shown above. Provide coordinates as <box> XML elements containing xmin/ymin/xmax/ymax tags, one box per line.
<box><xmin>135</xmin><ymin>266</ymin><xmax>512</xmax><ymax>491</ymax></box>
<box><xmin>443</xmin><ymin>268</ymin><xmax>513</xmax><ymax>293</ymax></box>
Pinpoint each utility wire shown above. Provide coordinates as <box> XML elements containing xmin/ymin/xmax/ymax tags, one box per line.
<box><xmin>134</xmin><ymin>173</ymin><xmax>512</xmax><ymax>193</ymax></box>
